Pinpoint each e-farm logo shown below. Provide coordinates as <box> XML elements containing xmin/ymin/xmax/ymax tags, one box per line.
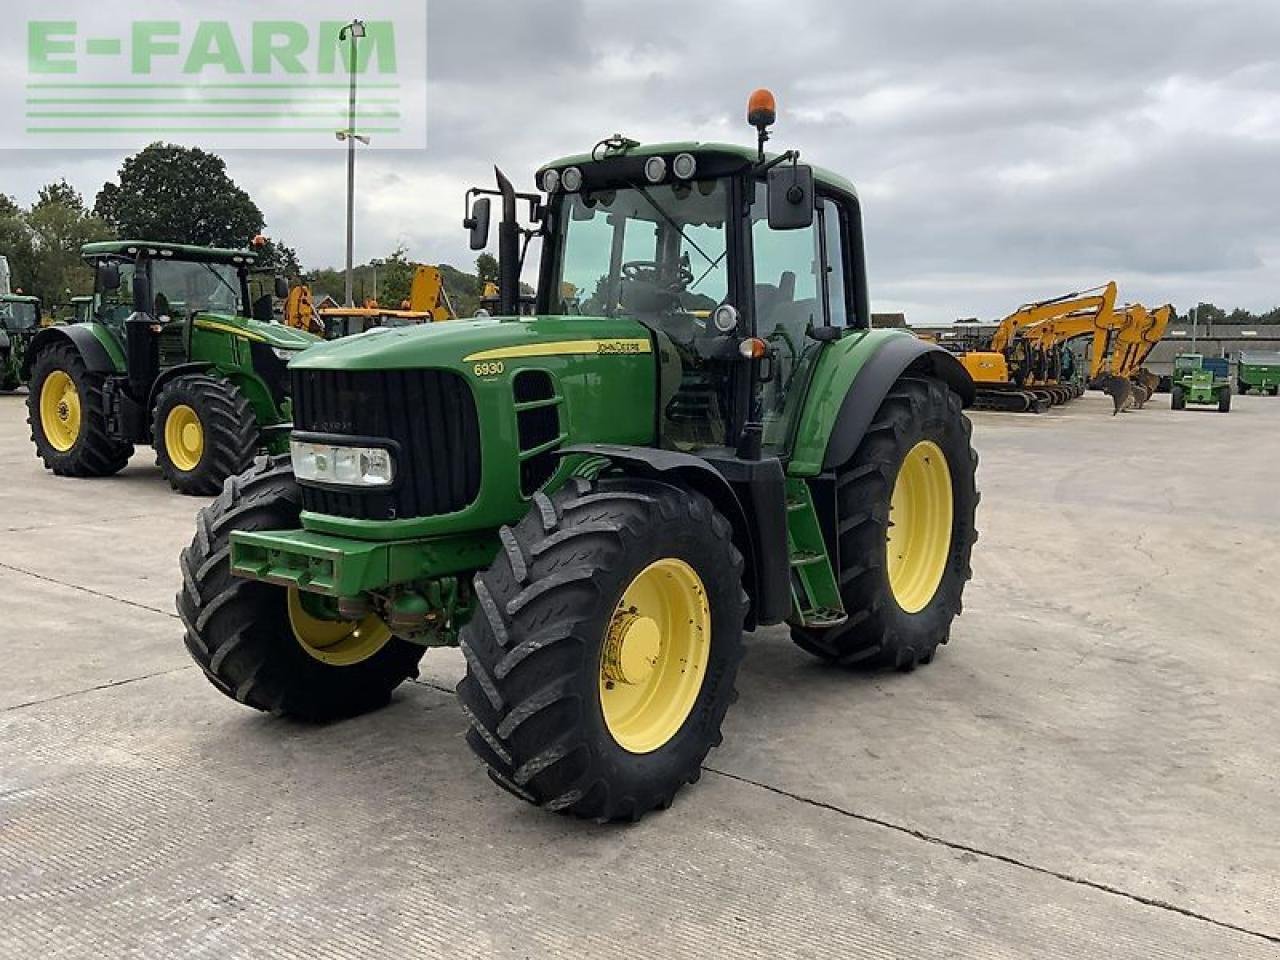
<box><xmin>7</xmin><ymin>2</ymin><xmax>426</xmax><ymax>149</ymax></box>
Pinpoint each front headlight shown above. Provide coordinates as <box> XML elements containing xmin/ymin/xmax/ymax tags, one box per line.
<box><xmin>272</xmin><ymin>347</ymin><xmax>298</xmax><ymax>361</ymax></box>
<box><xmin>291</xmin><ymin>439</ymin><xmax>395</xmax><ymax>487</ymax></box>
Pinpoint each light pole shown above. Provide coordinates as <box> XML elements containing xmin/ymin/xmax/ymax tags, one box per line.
<box><xmin>370</xmin><ymin>258</ymin><xmax>384</xmax><ymax>304</ymax></box>
<box><xmin>337</xmin><ymin>19</ymin><xmax>368</xmax><ymax>308</ymax></box>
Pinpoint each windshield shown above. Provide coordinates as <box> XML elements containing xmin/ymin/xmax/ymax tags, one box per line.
<box><xmin>151</xmin><ymin>260</ymin><xmax>245</xmax><ymax>320</ymax></box>
<box><xmin>0</xmin><ymin>301</ymin><xmax>38</xmax><ymax>331</ymax></box>
<box><xmin>552</xmin><ymin>179</ymin><xmax>729</xmax><ymax>330</ymax></box>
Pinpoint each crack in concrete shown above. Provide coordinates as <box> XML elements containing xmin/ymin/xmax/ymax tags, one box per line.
<box><xmin>0</xmin><ymin>560</ymin><xmax>175</xmax><ymax>619</ymax></box>
<box><xmin>703</xmin><ymin>766</ymin><xmax>1279</xmax><ymax>947</ymax></box>
<box><xmin>3</xmin><ymin>666</ymin><xmax>195</xmax><ymax>714</ymax></box>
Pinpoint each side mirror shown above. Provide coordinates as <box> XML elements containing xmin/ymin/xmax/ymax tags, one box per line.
<box><xmin>98</xmin><ymin>262</ymin><xmax>121</xmax><ymax>292</ymax></box>
<box><xmin>767</xmin><ymin>163</ymin><xmax>815</xmax><ymax>231</ymax></box>
<box><xmin>274</xmin><ymin>275</ymin><xmax>289</xmax><ymax>299</ymax></box>
<box><xmin>465</xmin><ymin>197</ymin><xmax>491</xmax><ymax>251</ymax></box>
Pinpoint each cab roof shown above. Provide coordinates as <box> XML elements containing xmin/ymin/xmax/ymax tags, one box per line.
<box><xmin>538</xmin><ymin>140</ymin><xmax>859</xmax><ymax>200</ymax></box>
<box><xmin>0</xmin><ymin>293</ymin><xmax>39</xmax><ymax>303</ymax></box>
<box><xmin>81</xmin><ymin>240</ymin><xmax>259</xmax><ymax>265</ymax></box>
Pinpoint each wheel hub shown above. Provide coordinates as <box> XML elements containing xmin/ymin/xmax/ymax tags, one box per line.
<box><xmin>602</xmin><ymin>611</ymin><xmax>662</xmax><ymax>686</ymax></box>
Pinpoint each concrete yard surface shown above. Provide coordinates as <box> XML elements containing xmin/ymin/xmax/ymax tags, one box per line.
<box><xmin>1</xmin><ymin>390</ymin><xmax>1277</xmax><ymax>958</ymax></box>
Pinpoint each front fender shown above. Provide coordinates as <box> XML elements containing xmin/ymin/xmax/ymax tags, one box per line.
<box><xmin>788</xmin><ymin>330</ymin><xmax>974</xmax><ymax>476</ymax></box>
<box><xmin>23</xmin><ymin>323</ymin><xmax>126</xmax><ymax>379</ymax></box>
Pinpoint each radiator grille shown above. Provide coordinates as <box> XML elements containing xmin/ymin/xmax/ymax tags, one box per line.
<box><xmin>291</xmin><ymin>368</ymin><xmax>482</xmax><ymax>521</ymax></box>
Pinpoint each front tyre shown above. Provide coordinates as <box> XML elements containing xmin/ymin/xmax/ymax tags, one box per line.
<box><xmin>176</xmin><ymin>456</ymin><xmax>425</xmax><ymax>721</ymax></box>
<box><xmin>793</xmin><ymin>376</ymin><xmax>979</xmax><ymax>670</ymax></box>
<box><xmin>457</xmin><ymin>477</ymin><xmax>747</xmax><ymax>821</ymax></box>
<box><xmin>154</xmin><ymin>373</ymin><xmax>258</xmax><ymax>496</ymax></box>
<box><xmin>27</xmin><ymin>342</ymin><xmax>133</xmax><ymax>477</ymax></box>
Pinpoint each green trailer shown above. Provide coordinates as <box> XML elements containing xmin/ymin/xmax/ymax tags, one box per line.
<box><xmin>24</xmin><ymin>241</ymin><xmax>318</xmax><ymax>494</ymax></box>
<box><xmin>1171</xmin><ymin>353</ymin><xmax>1231</xmax><ymax>413</ymax></box>
<box><xmin>1238</xmin><ymin>351</ymin><xmax>1280</xmax><ymax>396</ymax></box>
<box><xmin>176</xmin><ymin>93</ymin><xmax>980</xmax><ymax>821</ymax></box>
<box><xmin>0</xmin><ymin>294</ymin><xmax>41</xmax><ymax>392</ymax></box>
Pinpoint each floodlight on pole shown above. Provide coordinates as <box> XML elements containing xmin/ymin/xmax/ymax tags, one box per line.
<box><xmin>338</xmin><ymin>19</ymin><xmax>367</xmax><ymax>307</ymax></box>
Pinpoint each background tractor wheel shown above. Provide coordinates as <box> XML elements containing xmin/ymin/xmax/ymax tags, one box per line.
<box><xmin>456</xmin><ymin>477</ymin><xmax>747</xmax><ymax>822</ymax></box>
<box><xmin>153</xmin><ymin>374</ymin><xmax>258</xmax><ymax>495</ymax></box>
<box><xmin>792</xmin><ymin>376</ymin><xmax>978</xmax><ymax>670</ymax></box>
<box><xmin>1171</xmin><ymin>386</ymin><xmax>1186</xmax><ymax>410</ymax></box>
<box><xmin>1218</xmin><ymin>388</ymin><xmax>1231</xmax><ymax>413</ymax></box>
<box><xmin>176</xmin><ymin>456</ymin><xmax>425</xmax><ymax>721</ymax></box>
<box><xmin>26</xmin><ymin>342</ymin><xmax>132</xmax><ymax>477</ymax></box>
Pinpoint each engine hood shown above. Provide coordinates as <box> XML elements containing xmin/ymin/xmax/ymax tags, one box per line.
<box><xmin>290</xmin><ymin>314</ymin><xmax>654</xmax><ymax>371</ymax></box>
<box><xmin>193</xmin><ymin>312</ymin><xmax>319</xmax><ymax>351</ymax></box>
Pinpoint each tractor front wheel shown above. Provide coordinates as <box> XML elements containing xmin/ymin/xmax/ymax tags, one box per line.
<box><xmin>1218</xmin><ymin>388</ymin><xmax>1232</xmax><ymax>413</ymax></box>
<box><xmin>457</xmin><ymin>477</ymin><xmax>747</xmax><ymax>821</ymax></box>
<box><xmin>792</xmin><ymin>376</ymin><xmax>979</xmax><ymax>670</ymax></box>
<box><xmin>1171</xmin><ymin>386</ymin><xmax>1186</xmax><ymax>410</ymax></box>
<box><xmin>153</xmin><ymin>374</ymin><xmax>258</xmax><ymax>495</ymax></box>
<box><xmin>176</xmin><ymin>456</ymin><xmax>425</xmax><ymax>721</ymax></box>
<box><xmin>27</xmin><ymin>342</ymin><xmax>133</xmax><ymax>477</ymax></box>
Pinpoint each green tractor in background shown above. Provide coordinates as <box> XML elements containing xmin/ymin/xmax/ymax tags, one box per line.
<box><xmin>177</xmin><ymin>92</ymin><xmax>980</xmax><ymax>821</ymax></box>
<box><xmin>1</xmin><ymin>293</ymin><xmax>42</xmax><ymax>392</ymax></box>
<box><xmin>1170</xmin><ymin>353</ymin><xmax>1231</xmax><ymax>413</ymax></box>
<box><xmin>24</xmin><ymin>241</ymin><xmax>317</xmax><ymax>494</ymax></box>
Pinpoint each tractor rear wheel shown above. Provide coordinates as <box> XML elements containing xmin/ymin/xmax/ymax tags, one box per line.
<box><xmin>176</xmin><ymin>456</ymin><xmax>425</xmax><ymax>721</ymax></box>
<box><xmin>1171</xmin><ymin>386</ymin><xmax>1186</xmax><ymax>410</ymax></box>
<box><xmin>27</xmin><ymin>342</ymin><xmax>133</xmax><ymax>477</ymax></box>
<box><xmin>153</xmin><ymin>374</ymin><xmax>258</xmax><ymax>496</ymax></box>
<box><xmin>792</xmin><ymin>376</ymin><xmax>978</xmax><ymax>670</ymax></box>
<box><xmin>456</xmin><ymin>477</ymin><xmax>747</xmax><ymax>821</ymax></box>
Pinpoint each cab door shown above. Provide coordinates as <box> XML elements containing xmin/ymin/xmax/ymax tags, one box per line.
<box><xmin>749</xmin><ymin>183</ymin><xmax>853</xmax><ymax>451</ymax></box>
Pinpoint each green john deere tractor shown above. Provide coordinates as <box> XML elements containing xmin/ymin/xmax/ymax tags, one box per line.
<box><xmin>1</xmin><ymin>293</ymin><xmax>41</xmax><ymax>392</ymax></box>
<box><xmin>176</xmin><ymin>93</ymin><xmax>980</xmax><ymax>821</ymax></box>
<box><xmin>24</xmin><ymin>241</ymin><xmax>318</xmax><ymax>494</ymax></box>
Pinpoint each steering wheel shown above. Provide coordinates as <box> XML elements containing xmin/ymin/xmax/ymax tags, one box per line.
<box><xmin>621</xmin><ymin>259</ymin><xmax>695</xmax><ymax>291</ymax></box>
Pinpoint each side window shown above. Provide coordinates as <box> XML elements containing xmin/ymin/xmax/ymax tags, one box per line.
<box><xmin>820</xmin><ymin>199</ymin><xmax>849</xmax><ymax>327</ymax></box>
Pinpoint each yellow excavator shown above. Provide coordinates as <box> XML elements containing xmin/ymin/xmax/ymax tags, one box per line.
<box><xmin>960</xmin><ymin>282</ymin><xmax>1118</xmax><ymax>412</ymax></box>
<box><xmin>284</xmin><ymin>265</ymin><xmax>456</xmax><ymax>339</ymax></box>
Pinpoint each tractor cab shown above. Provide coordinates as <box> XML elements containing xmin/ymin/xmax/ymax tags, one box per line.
<box><xmin>466</xmin><ymin>95</ymin><xmax>870</xmax><ymax>461</ymax></box>
<box><xmin>0</xmin><ymin>294</ymin><xmax>42</xmax><ymax>391</ymax></box>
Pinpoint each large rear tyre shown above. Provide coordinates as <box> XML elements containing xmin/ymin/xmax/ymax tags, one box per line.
<box><xmin>176</xmin><ymin>456</ymin><xmax>425</xmax><ymax>721</ymax></box>
<box><xmin>457</xmin><ymin>477</ymin><xmax>747</xmax><ymax>821</ymax></box>
<box><xmin>26</xmin><ymin>342</ymin><xmax>133</xmax><ymax>477</ymax></box>
<box><xmin>154</xmin><ymin>374</ymin><xmax>258</xmax><ymax>496</ymax></box>
<box><xmin>792</xmin><ymin>376</ymin><xmax>978</xmax><ymax>670</ymax></box>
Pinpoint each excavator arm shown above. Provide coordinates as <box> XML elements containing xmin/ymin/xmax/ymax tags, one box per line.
<box><xmin>990</xmin><ymin>282</ymin><xmax>1119</xmax><ymax>353</ymax></box>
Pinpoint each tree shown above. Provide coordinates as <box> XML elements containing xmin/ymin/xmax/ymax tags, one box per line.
<box><xmin>256</xmin><ymin>237</ymin><xmax>303</xmax><ymax>278</ymax></box>
<box><xmin>475</xmin><ymin>253</ymin><xmax>498</xmax><ymax>285</ymax></box>
<box><xmin>94</xmin><ymin>143</ymin><xmax>264</xmax><ymax>248</ymax></box>
<box><xmin>0</xmin><ymin>181</ymin><xmax>109</xmax><ymax>305</ymax></box>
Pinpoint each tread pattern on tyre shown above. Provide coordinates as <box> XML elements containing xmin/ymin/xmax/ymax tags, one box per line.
<box><xmin>26</xmin><ymin>342</ymin><xmax>133</xmax><ymax>477</ymax></box>
<box><xmin>456</xmin><ymin>476</ymin><xmax>747</xmax><ymax>822</ymax></box>
<box><xmin>154</xmin><ymin>373</ymin><xmax>259</xmax><ymax>496</ymax></box>
<box><xmin>792</xmin><ymin>375</ymin><xmax>979</xmax><ymax>671</ymax></box>
<box><xmin>175</xmin><ymin>455</ymin><xmax>424</xmax><ymax>721</ymax></box>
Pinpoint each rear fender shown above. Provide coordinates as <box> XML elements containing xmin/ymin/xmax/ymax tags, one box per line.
<box><xmin>789</xmin><ymin>330</ymin><xmax>974</xmax><ymax>476</ymax></box>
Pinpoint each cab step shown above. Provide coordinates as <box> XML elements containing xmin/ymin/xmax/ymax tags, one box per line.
<box><xmin>785</xmin><ymin>477</ymin><xmax>847</xmax><ymax>629</ymax></box>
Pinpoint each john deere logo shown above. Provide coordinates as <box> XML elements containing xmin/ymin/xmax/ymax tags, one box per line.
<box><xmin>7</xmin><ymin>2</ymin><xmax>427</xmax><ymax>150</ymax></box>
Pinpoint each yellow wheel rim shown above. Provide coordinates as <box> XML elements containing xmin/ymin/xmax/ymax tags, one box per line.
<box><xmin>599</xmin><ymin>558</ymin><xmax>711</xmax><ymax>754</ymax></box>
<box><xmin>164</xmin><ymin>404</ymin><xmax>205</xmax><ymax>473</ymax></box>
<box><xmin>886</xmin><ymin>440</ymin><xmax>953</xmax><ymax>614</ymax></box>
<box><xmin>287</xmin><ymin>589</ymin><xmax>393</xmax><ymax>667</ymax></box>
<box><xmin>39</xmin><ymin>370</ymin><xmax>81</xmax><ymax>452</ymax></box>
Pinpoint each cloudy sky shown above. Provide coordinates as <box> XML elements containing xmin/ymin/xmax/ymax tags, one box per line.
<box><xmin>4</xmin><ymin>0</ymin><xmax>1278</xmax><ymax>323</ymax></box>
